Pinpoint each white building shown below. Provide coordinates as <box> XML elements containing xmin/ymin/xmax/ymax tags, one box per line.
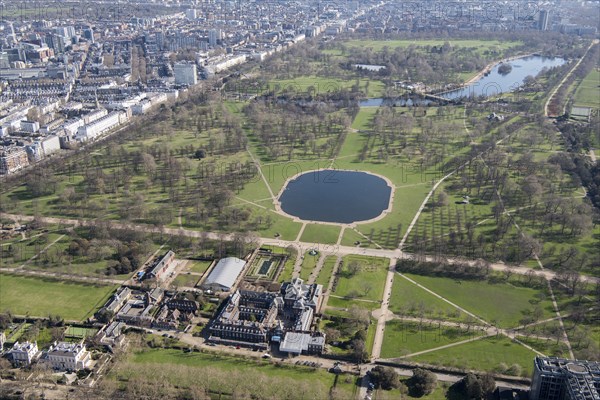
<box><xmin>174</xmin><ymin>63</ymin><xmax>198</xmax><ymax>85</ymax></box>
<box><xmin>202</xmin><ymin>257</ymin><xmax>246</xmax><ymax>292</ymax></box>
<box><xmin>132</xmin><ymin>100</ymin><xmax>152</xmax><ymax>115</ymax></box>
<box><xmin>76</xmin><ymin>112</ymin><xmax>121</xmax><ymax>142</ymax></box>
<box><xmin>205</xmin><ymin>55</ymin><xmax>246</xmax><ymax>75</ymax></box>
<box><xmin>97</xmin><ymin>321</ymin><xmax>125</xmax><ymax>346</ymax></box>
<box><xmin>8</xmin><ymin>341</ymin><xmax>39</xmax><ymax>366</ymax></box>
<box><xmin>20</xmin><ymin>120</ymin><xmax>40</xmax><ymax>133</ymax></box>
<box><xmin>82</xmin><ymin>108</ymin><xmax>108</xmax><ymax>124</ymax></box>
<box><xmin>147</xmin><ymin>92</ymin><xmax>168</xmax><ymax>105</ymax></box>
<box><xmin>26</xmin><ymin>142</ymin><xmax>43</xmax><ymax>163</ymax></box>
<box><xmin>46</xmin><ymin>341</ymin><xmax>91</xmax><ymax>371</ymax></box>
<box><xmin>209</xmin><ymin>29</ymin><xmax>221</xmax><ymax>47</ymax></box>
<box><xmin>62</xmin><ymin>118</ymin><xmax>84</xmax><ymax>136</ymax></box>
<box><xmin>40</xmin><ymin>135</ymin><xmax>61</xmax><ymax>156</ymax></box>
<box><xmin>185</xmin><ymin>9</ymin><xmax>197</xmax><ymax>20</ymax></box>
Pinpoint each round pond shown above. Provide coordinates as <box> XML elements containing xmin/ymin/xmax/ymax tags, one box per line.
<box><xmin>278</xmin><ymin>170</ymin><xmax>392</xmax><ymax>224</ymax></box>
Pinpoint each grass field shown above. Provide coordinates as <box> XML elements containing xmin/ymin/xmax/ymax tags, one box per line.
<box><xmin>0</xmin><ymin>274</ymin><xmax>117</xmax><ymax>321</ymax></box>
<box><xmin>315</xmin><ymin>256</ymin><xmax>338</xmax><ymax>287</ymax></box>
<box><xmin>172</xmin><ymin>273</ymin><xmax>200</xmax><ymax>288</ymax></box>
<box><xmin>186</xmin><ymin>260</ymin><xmax>213</xmax><ymax>274</ymax></box>
<box><xmin>411</xmin><ymin>335</ymin><xmax>537</xmax><ymax>376</ymax></box>
<box><xmin>573</xmin><ymin>68</ymin><xmax>600</xmax><ymax>109</ymax></box>
<box><xmin>270</xmin><ymin>76</ymin><xmax>385</xmax><ymax>98</ymax></box>
<box><xmin>381</xmin><ymin>320</ymin><xmax>484</xmax><ymax>359</ymax></box>
<box><xmin>300</xmin><ymin>223</ymin><xmax>341</xmax><ymax>245</ymax></box>
<box><xmin>343</xmin><ymin>39</ymin><xmax>522</xmax><ymax>53</ymax></box>
<box><xmin>334</xmin><ymin>255</ymin><xmax>389</xmax><ymax>303</ymax></box>
<box><xmin>116</xmin><ymin>348</ymin><xmax>357</xmax><ymax>399</ymax></box>
<box><xmin>404</xmin><ymin>274</ymin><xmax>555</xmax><ymax>328</ymax></box>
<box><xmin>389</xmin><ymin>276</ymin><xmax>464</xmax><ymax>321</ymax></box>
<box><xmin>257</xmin><ymin>246</ymin><xmax>296</xmax><ymax>283</ymax></box>
<box><xmin>299</xmin><ymin>251</ymin><xmax>320</xmax><ymax>281</ymax></box>
<box><xmin>64</xmin><ymin>326</ymin><xmax>98</xmax><ymax>338</ymax></box>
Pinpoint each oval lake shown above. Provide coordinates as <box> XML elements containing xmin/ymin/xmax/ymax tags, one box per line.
<box><xmin>279</xmin><ymin>170</ymin><xmax>392</xmax><ymax>224</ymax></box>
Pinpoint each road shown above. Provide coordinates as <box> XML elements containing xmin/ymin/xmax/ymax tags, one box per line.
<box><xmin>170</xmin><ymin>331</ymin><xmax>530</xmax><ymax>394</ymax></box>
<box><xmin>544</xmin><ymin>39</ymin><xmax>599</xmax><ymax>117</ymax></box>
<box><xmin>0</xmin><ymin>266</ymin><xmax>125</xmax><ymax>285</ymax></box>
<box><xmin>2</xmin><ymin>213</ymin><xmax>597</xmax><ymax>285</ymax></box>
<box><xmin>370</xmin><ymin>258</ymin><xmax>396</xmax><ymax>360</ymax></box>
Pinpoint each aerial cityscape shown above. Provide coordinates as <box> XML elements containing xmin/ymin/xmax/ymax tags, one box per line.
<box><xmin>0</xmin><ymin>0</ymin><xmax>599</xmax><ymax>399</ymax></box>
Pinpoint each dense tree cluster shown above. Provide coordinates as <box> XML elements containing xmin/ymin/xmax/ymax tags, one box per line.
<box><xmin>448</xmin><ymin>373</ymin><xmax>495</xmax><ymax>400</ymax></box>
<box><xmin>243</xmin><ymin>100</ymin><xmax>352</xmax><ymax>161</ymax></box>
<box><xmin>368</xmin><ymin>366</ymin><xmax>402</xmax><ymax>390</ymax></box>
<box><xmin>408</xmin><ymin>368</ymin><xmax>437</xmax><ymax>397</ymax></box>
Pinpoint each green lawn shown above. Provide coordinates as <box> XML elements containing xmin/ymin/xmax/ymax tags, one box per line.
<box><xmin>333</xmin><ymin>255</ymin><xmax>389</xmax><ymax>303</ymax></box>
<box><xmin>381</xmin><ymin>320</ymin><xmax>483</xmax><ymax>359</ymax></box>
<box><xmin>404</xmin><ymin>274</ymin><xmax>555</xmax><ymax>328</ymax></box>
<box><xmin>117</xmin><ymin>348</ymin><xmax>357</xmax><ymax>400</ymax></box>
<box><xmin>172</xmin><ymin>273</ymin><xmax>200</xmax><ymax>288</ymax></box>
<box><xmin>350</xmin><ymin>107</ymin><xmax>379</xmax><ymax>131</ymax></box>
<box><xmin>340</xmin><ymin>228</ymin><xmax>377</xmax><ymax>248</ymax></box>
<box><xmin>315</xmin><ymin>256</ymin><xmax>338</xmax><ymax>287</ymax></box>
<box><xmin>573</xmin><ymin>69</ymin><xmax>600</xmax><ymax>109</ymax></box>
<box><xmin>258</xmin><ymin>245</ymin><xmax>297</xmax><ymax>283</ymax></box>
<box><xmin>300</xmin><ymin>223</ymin><xmax>341</xmax><ymax>245</ymax></box>
<box><xmin>270</xmin><ymin>75</ymin><xmax>384</xmax><ymax>97</ymax></box>
<box><xmin>186</xmin><ymin>260</ymin><xmax>213</xmax><ymax>274</ymax></box>
<box><xmin>299</xmin><ymin>251</ymin><xmax>320</xmax><ymax>281</ymax></box>
<box><xmin>343</xmin><ymin>39</ymin><xmax>522</xmax><ymax>53</ymax></box>
<box><xmin>411</xmin><ymin>335</ymin><xmax>537</xmax><ymax>376</ymax></box>
<box><xmin>516</xmin><ymin>336</ymin><xmax>570</xmax><ymax>359</ymax></box>
<box><xmin>326</xmin><ymin>296</ymin><xmax>381</xmax><ymax>313</ymax></box>
<box><xmin>389</xmin><ymin>276</ymin><xmax>464</xmax><ymax>321</ymax></box>
<box><xmin>0</xmin><ymin>274</ymin><xmax>117</xmax><ymax>321</ymax></box>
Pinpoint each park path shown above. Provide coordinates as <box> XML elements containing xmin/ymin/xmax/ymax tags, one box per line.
<box><xmin>0</xmin><ymin>267</ymin><xmax>124</xmax><ymax>285</ymax></box>
<box><xmin>319</xmin><ymin>256</ymin><xmax>342</xmax><ymax>313</ymax></box>
<box><xmin>395</xmin><ymin>333</ymin><xmax>493</xmax><ymax>359</ymax></box>
<box><xmin>307</xmin><ymin>253</ymin><xmax>326</xmax><ymax>285</ymax></box>
<box><xmin>398</xmin><ymin>110</ymin><xmax>526</xmax><ymax>252</ymax></box>
<box><xmin>336</xmin><ymin>226</ymin><xmax>345</xmax><ymax>246</ymax></box>
<box><xmin>15</xmin><ymin>233</ymin><xmax>65</xmax><ymax>270</ymax></box>
<box><xmin>291</xmin><ymin>249</ymin><xmax>305</xmax><ymax>279</ymax></box>
<box><xmin>295</xmin><ymin>222</ymin><xmax>307</xmax><ymax>242</ymax></box>
<box><xmin>544</xmin><ymin>39</ymin><xmax>598</xmax><ymax>117</ymax></box>
<box><xmin>396</xmin><ymin>273</ymin><xmax>489</xmax><ymax>327</ymax></box>
<box><xmin>2</xmin><ymin>212</ymin><xmax>597</xmax><ymax>285</ymax></box>
<box><xmin>245</xmin><ymin>145</ymin><xmax>277</xmax><ymax>205</ymax></box>
<box><xmin>485</xmin><ymin>156</ymin><xmax>575</xmax><ymax>360</ymax></box>
<box><xmin>379</xmin><ymin>311</ymin><xmax>560</xmax><ymax>343</ymax></box>
<box><xmin>370</xmin><ymin>258</ymin><xmax>397</xmax><ymax>360</ymax></box>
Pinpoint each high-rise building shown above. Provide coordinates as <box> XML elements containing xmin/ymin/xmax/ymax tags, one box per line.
<box><xmin>83</xmin><ymin>28</ymin><xmax>94</xmax><ymax>43</ymax></box>
<box><xmin>186</xmin><ymin>9</ymin><xmax>197</xmax><ymax>20</ymax></box>
<box><xmin>209</xmin><ymin>29</ymin><xmax>221</xmax><ymax>47</ymax></box>
<box><xmin>173</xmin><ymin>63</ymin><xmax>198</xmax><ymax>85</ymax></box>
<box><xmin>530</xmin><ymin>357</ymin><xmax>600</xmax><ymax>400</ymax></box>
<box><xmin>45</xmin><ymin>34</ymin><xmax>66</xmax><ymax>54</ymax></box>
<box><xmin>55</xmin><ymin>26</ymin><xmax>76</xmax><ymax>39</ymax></box>
<box><xmin>538</xmin><ymin>10</ymin><xmax>550</xmax><ymax>31</ymax></box>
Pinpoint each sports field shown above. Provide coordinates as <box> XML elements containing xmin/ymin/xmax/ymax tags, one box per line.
<box><xmin>0</xmin><ymin>274</ymin><xmax>117</xmax><ymax>321</ymax></box>
<box><xmin>573</xmin><ymin>68</ymin><xmax>600</xmax><ymax>109</ymax></box>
